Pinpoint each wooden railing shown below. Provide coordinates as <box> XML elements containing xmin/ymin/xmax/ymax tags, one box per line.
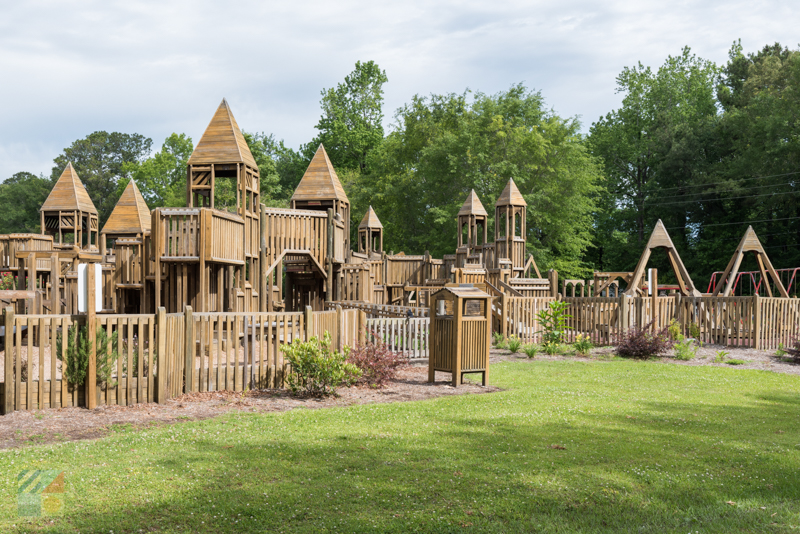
<box><xmin>366</xmin><ymin>317</ymin><xmax>429</xmax><ymax>360</ymax></box>
<box><xmin>208</xmin><ymin>210</ymin><xmax>245</xmax><ymax>264</ymax></box>
<box><xmin>263</xmin><ymin>208</ymin><xmax>328</xmax><ymax>272</ymax></box>
<box><xmin>154</xmin><ymin>208</ymin><xmax>200</xmax><ymax>259</ymax></box>
<box><xmin>326</xmin><ymin>301</ymin><xmax>428</xmax><ymax>318</ymax></box>
<box><xmin>386</xmin><ymin>255</ymin><xmax>426</xmax><ymax>286</ymax></box>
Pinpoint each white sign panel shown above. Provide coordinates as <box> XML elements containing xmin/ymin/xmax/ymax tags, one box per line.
<box><xmin>77</xmin><ymin>263</ymin><xmax>102</xmax><ymax>313</ymax></box>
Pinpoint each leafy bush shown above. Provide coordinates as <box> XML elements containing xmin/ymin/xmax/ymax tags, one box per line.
<box><xmin>543</xmin><ymin>341</ymin><xmax>562</xmax><ymax>355</ymax></box>
<box><xmin>573</xmin><ymin>334</ymin><xmax>593</xmax><ymax>356</ymax></box>
<box><xmin>785</xmin><ymin>338</ymin><xmax>800</xmax><ymax>363</ymax></box>
<box><xmin>776</xmin><ymin>343</ymin><xmax>787</xmax><ymax>357</ymax></box>
<box><xmin>57</xmin><ymin>325</ymin><xmax>118</xmax><ymax>388</ymax></box>
<box><xmin>506</xmin><ymin>335</ymin><xmax>522</xmax><ymax>353</ymax></box>
<box><xmin>283</xmin><ymin>333</ymin><xmax>361</xmax><ymax>397</ymax></box>
<box><xmin>726</xmin><ymin>359</ymin><xmax>747</xmax><ymax>365</ymax></box>
<box><xmin>714</xmin><ymin>350</ymin><xmax>729</xmax><ymax>363</ymax></box>
<box><xmin>492</xmin><ymin>332</ymin><xmax>507</xmax><ymax>349</ymax></box>
<box><xmin>667</xmin><ymin>319</ymin><xmax>681</xmax><ymax>340</ymax></box>
<box><xmin>615</xmin><ymin>321</ymin><xmax>674</xmax><ymax>360</ymax></box>
<box><xmin>673</xmin><ymin>338</ymin><xmax>697</xmax><ymax>360</ymax></box>
<box><xmin>521</xmin><ymin>344</ymin><xmax>538</xmax><ymax>359</ymax></box>
<box><xmin>689</xmin><ymin>322</ymin><xmax>701</xmax><ymax>342</ymax></box>
<box><xmin>536</xmin><ymin>301</ymin><xmax>571</xmax><ymax>345</ymax></box>
<box><xmin>348</xmin><ymin>333</ymin><xmax>404</xmax><ymax>387</ymax></box>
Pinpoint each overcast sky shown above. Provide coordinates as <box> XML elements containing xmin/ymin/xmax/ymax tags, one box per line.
<box><xmin>1</xmin><ymin>0</ymin><xmax>797</xmax><ymax>180</ymax></box>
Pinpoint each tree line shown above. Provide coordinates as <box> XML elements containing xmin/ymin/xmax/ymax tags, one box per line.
<box><xmin>3</xmin><ymin>44</ymin><xmax>798</xmax><ymax>286</ymax></box>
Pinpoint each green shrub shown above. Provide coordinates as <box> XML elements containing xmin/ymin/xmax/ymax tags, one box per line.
<box><xmin>573</xmin><ymin>334</ymin><xmax>593</xmax><ymax>356</ymax></box>
<box><xmin>673</xmin><ymin>338</ymin><xmax>697</xmax><ymax>361</ymax></box>
<box><xmin>667</xmin><ymin>319</ymin><xmax>681</xmax><ymax>340</ymax></box>
<box><xmin>714</xmin><ymin>350</ymin><xmax>729</xmax><ymax>363</ymax></box>
<box><xmin>282</xmin><ymin>333</ymin><xmax>361</xmax><ymax>397</ymax></box>
<box><xmin>492</xmin><ymin>332</ymin><xmax>507</xmax><ymax>350</ymax></box>
<box><xmin>776</xmin><ymin>343</ymin><xmax>787</xmax><ymax>357</ymax></box>
<box><xmin>726</xmin><ymin>359</ymin><xmax>746</xmax><ymax>365</ymax></box>
<box><xmin>521</xmin><ymin>344</ymin><xmax>538</xmax><ymax>359</ymax></box>
<box><xmin>506</xmin><ymin>335</ymin><xmax>522</xmax><ymax>353</ymax></box>
<box><xmin>543</xmin><ymin>341</ymin><xmax>562</xmax><ymax>355</ymax></box>
<box><xmin>536</xmin><ymin>301</ymin><xmax>572</xmax><ymax>345</ymax></box>
<box><xmin>57</xmin><ymin>325</ymin><xmax>118</xmax><ymax>388</ymax></box>
<box><xmin>689</xmin><ymin>322</ymin><xmax>701</xmax><ymax>342</ymax></box>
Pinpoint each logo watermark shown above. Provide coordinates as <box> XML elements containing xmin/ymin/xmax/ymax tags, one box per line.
<box><xmin>17</xmin><ymin>470</ymin><xmax>65</xmax><ymax>517</ymax></box>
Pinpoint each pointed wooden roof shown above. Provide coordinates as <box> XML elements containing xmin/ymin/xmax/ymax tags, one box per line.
<box><xmin>187</xmin><ymin>98</ymin><xmax>258</xmax><ymax>168</ymax></box>
<box><xmin>359</xmin><ymin>206</ymin><xmax>383</xmax><ymax>229</ymax></box>
<box><xmin>624</xmin><ymin>220</ymin><xmax>700</xmax><ymax>297</ymax></box>
<box><xmin>101</xmin><ymin>180</ymin><xmax>151</xmax><ymax>235</ymax></box>
<box><xmin>291</xmin><ymin>144</ymin><xmax>349</xmax><ymax>203</ymax></box>
<box><xmin>713</xmin><ymin>226</ymin><xmax>789</xmax><ymax>297</ymax></box>
<box><xmin>458</xmin><ymin>189</ymin><xmax>488</xmax><ymax>216</ymax></box>
<box><xmin>41</xmin><ymin>162</ymin><xmax>98</xmax><ymax>214</ymax></box>
<box><xmin>496</xmin><ymin>178</ymin><xmax>526</xmax><ymax>207</ymax></box>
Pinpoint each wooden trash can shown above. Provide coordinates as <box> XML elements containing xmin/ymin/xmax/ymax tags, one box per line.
<box><xmin>428</xmin><ymin>285</ymin><xmax>491</xmax><ymax>386</ymax></box>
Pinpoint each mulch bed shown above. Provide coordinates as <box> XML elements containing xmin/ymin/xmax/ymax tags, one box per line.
<box><xmin>1</xmin><ymin>344</ymin><xmax>797</xmax><ymax>450</ymax></box>
<box><xmin>0</xmin><ymin>365</ymin><xmax>499</xmax><ymax>450</ymax></box>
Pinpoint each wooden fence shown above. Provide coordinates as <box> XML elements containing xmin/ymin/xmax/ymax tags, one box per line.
<box><xmin>326</xmin><ymin>301</ymin><xmax>428</xmax><ymax>318</ymax></box>
<box><xmin>365</xmin><ymin>317</ymin><xmax>430</xmax><ymax>360</ymax></box>
<box><xmin>502</xmin><ymin>295</ymin><xmax>800</xmax><ymax>350</ymax></box>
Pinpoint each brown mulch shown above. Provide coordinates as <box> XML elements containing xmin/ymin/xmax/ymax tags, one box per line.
<box><xmin>0</xmin><ymin>366</ymin><xmax>499</xmax><ymax>450</ymax></box>
<box><xmin>492</xmin><ymin>344</ymin><xmax>800</xmax><ymax>375</ymax></box>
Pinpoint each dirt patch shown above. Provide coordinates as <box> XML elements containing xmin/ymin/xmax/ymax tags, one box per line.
<box><xmin>0</xmin><ymin>366</ymin><xmax>499</xmax><ymax>450</ymax></box>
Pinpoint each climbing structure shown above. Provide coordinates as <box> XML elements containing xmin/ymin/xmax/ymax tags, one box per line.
<box><xmin>494</xmin><ymin>179</ymin><xmax>527</xmax><ymax>275</ymax></box>
<box><xmin>358</xmin><ymin>206</ymin><xmax>383</xmax><ymax>258</ymax></box>
<box><xmin>712</xmin><ymin>226</ymin><xmax>789</xmax><ymax>298</ymax></box>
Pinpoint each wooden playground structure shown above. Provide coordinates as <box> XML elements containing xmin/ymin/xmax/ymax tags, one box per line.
<box><xmin>2</xmin><ymin>98</ymin><xmax>798</xmax><ymax>412</ymax></box>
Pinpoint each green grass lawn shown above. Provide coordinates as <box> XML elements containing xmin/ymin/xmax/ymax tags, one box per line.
<box><xmin>2</xmin><ymin>359</ymin><xmax>800</xmax><ymax>533</ymax></box>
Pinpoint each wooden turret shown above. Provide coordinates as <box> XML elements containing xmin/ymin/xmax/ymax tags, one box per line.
<box><xmin>101</xmin><ymin>180</ymin><xmax>151</xmax><ymax>242</ymax></box>
<box><xmin>494</xmin><ymin>178</ymin><xmax>526</xmax><ymax>273</ymax></box>
<box><xmin>40</xmin><ymin>162</ymin><xmax>99</xmax><ymax>250</ymax></box>
<box><xmin>457</xmin><ymin>190</ymin><xmax>488</xmax><ymax>253</ymax></box>
<box><xmin>291</xmin><ymin>144</ymin><xmax>350</xmax><ymax>256</ymax></box>
<box><xmin>358</xmin><ymin>206</ymin><xmax>383</xmax><ymax>257</ymax></box>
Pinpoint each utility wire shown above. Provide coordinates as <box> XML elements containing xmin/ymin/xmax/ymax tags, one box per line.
<box><xmin>639</xmin><ymin>189</ymin><xmax>800</xmax><ymax>207</ymax></box>
<box><xmin>644</xmin><ymin>180</ymin><xmax>798</xmax><ymax>202</ymax></box>
<box><xmin>664</xmin><ymin>216</ymin><xmax>800</xmax><ymax>230</ymax></box>
<box><xmin>641</xmin><ymin>170</ymin><xmax>800</xmax><ymax>194</ymax></box>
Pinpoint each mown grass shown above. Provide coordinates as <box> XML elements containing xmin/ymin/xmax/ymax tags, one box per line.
<box><xmin>2</xmin><ymin>360</ymin><xmax>800</xmax><ymax>533</ymax></box>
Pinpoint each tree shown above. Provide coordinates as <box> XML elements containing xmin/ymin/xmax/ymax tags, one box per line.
<box><xmin>587</xmin><ymin>47</ymin><xmax>719</xmax><ymax>277</ymax></box>
<box><xmin>312</xmin><ymin>60</ymin><xmax>388</xmax><ymax>172</ymax></box>
<box><xmin>52</xmin><ymin>132</ymin><xmax>152</xmax><ymax>225</ymax></box>
<box><xmin>0</xmin><ymin>172</ymin><xmax>52</xmax><ymax>233</ymax></box>
<box><xmin>242</xmin><ymin>132</ymin><xmax>284</xmax><ymax>206</ymax></box>
<box><xmin>120</xmin><ymin>133</ymin><xmax>193</xmax><ymax>208</ymax></box>
<box><xmin>361</xmin><ymin>84</ymin><xmax>601</xmax><ymax>277</ymax></box>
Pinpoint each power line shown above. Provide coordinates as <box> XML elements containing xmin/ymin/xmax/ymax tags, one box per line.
<box><xmin>641</xmin><ymin>169</ymin><xmax>800</xmax><ymax>194</ymax></box>
<box><xmin>664</xmin><ymin>216</ymin><xmax>800</xmax><ymax>230</ymax></box>
<box><xmin>639</xmin><ymin>189</ymin><xmax>800</xmax><ymax>207</ymax></box>
<box><xmin>645</xmin><ymin>180</ymin><xmax>798</xmax><ymax>202</ymax></box>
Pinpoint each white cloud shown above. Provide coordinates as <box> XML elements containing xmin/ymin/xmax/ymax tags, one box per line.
<box><xmin>0</xmin><ymin>0</ymin><xmax>797</xmax><ymax>179</ymax></box>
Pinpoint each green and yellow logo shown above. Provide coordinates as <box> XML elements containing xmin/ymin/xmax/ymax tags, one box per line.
<box><xmin>17</xmin><ymin>470</ymin><xmax>65</xmax><ymax>517</ymax></box>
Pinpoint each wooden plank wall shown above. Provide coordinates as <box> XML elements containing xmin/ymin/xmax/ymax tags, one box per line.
<box><xmin>386</xmin><ymin>256</ymin><xmax>426</xmax><ymax>286</ymax></box>
<box><xmin>263</xmin><ymin>208</ymin><xmax>328</xmax><ymax>271</ymax></box>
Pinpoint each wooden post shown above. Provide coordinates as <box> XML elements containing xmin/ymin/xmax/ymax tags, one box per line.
<box><xmin>753</xmin><ymin>293</ymin><xmax>761</xmax><ymax>350</ymax></box>
<box><xmin>4</xmin><ymin>307</ymin><xmax>14</xmax><ymax>414</ymax></box>
<box><xmin>156</xmin><ymin>307</ymin><xmax>167</xmax><ymax>402</ymax></box>
<box><xmin>184</xmin><ymin>306</ymin><xmax>193</xmax><ymax>394</ymax></box>
<box><xmin>326</xmin><ymin>209</ymin><xmax>334</xmax><ymax>302</ymax></box>
<box><xmin>651</xmin><ymin>268</ymin><xmax>658</xmax><ymax>329</ymax></box>
<box><xmin>619</xmin><ymin>294</ymin><xmax>630</xmax><ymax>333</ymax></box>
<box><xmin>86</xmin><ymin>263</ymin><xmax>97</xmax><ymax>410</ymax></box>
<box><xmin>453</xmin><ymin>295</ymin><xmax>462</xmax><ymax>387</ymax></box>
<box><xmin>260</xmin><ymin>204</ymin><xmax>267</xmax><ymax>312</ymax></box>
<box><xmin>336</xmin><ymin>305</ymin><xmax>342</xmax><ymax>351</ymax></box>
<box><xmin>50</xmin><ymin>253</ymin><xmax>60</xmax><ymax>315</ymax></box>
<box><xmin>27</xmin><ymin>252</ymin><xmax>35</xmax><ymax>314</ymax></box>
<box><xmin>358</xmin><ymin>310</ymin><xmax>367</xmax><ymax>345</ymax></box>
<box><xmin>305</xmin><ymin>305</ymin><xmax>313</xmax><ymax>341</ymax></box>
<box><xmin>549</xmin><ymin>269</ymin><xmax>559</xmax><ymax>298</ymax></box>
<box><xmin>501</xmin><ymin>292</ymin><xmax>509</xmax><ymax>338</ymax></box>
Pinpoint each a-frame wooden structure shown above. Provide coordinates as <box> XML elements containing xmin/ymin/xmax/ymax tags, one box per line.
<box><xmin>712</xmin><ymin>226</ymin><xmax>789</xmax><ymax>297</ymax></box>
<box><xmin>624</xmin><ymin>220</ymin><xmax>701</xmax><ymax>297</ymax></box>
<box><xmin>458</xmin><ymin>190</ymin><xmax>488</xmax><ymax>253</ymax></box>
<box><xmin>40</xmin><ymin>162</ymin><xmax>99</xmax><ymax>250</ymax></box>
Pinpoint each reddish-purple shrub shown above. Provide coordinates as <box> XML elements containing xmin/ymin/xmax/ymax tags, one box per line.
<box><xmin>615</xmin><ymin>320</ymin><xmax>674</xmax><ymax>360</ymax></box>
<box><xmin>347</xmin><ymin>333</ymin><xmax>405</xmax><ymax>387</ymax></box>
<box><xmin>787</xmin><ymin>337</ymin><xmax>800</xmax><ymax>363</ymax></box>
